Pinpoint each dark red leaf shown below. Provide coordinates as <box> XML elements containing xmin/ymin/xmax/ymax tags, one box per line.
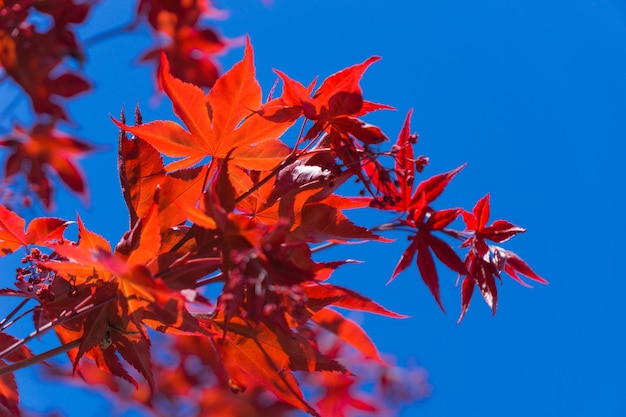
<box><xmin>333</xmin><ymin>118</ymin><xmax>388</xmax><ymax>144</ymax></box>
<box><xmin>46</xmin><ymin>73</ymin><xmax>91</xmax><ymax>98</ymax></box>
<box><xmin>388</xmin><ymin>237</ymin><xmax>419</xmax><ymax>284</ymax></box>
<box><xmin>0</xmin><ymin>333</ymin><xmax>33</xmax><ymax>363</ymax></box>
<box><xmin>303</xmin><ymin>283</ymin><xmax>408</xmax><ymax>318</ymax></box>
<box><xmin>110</xmin><ymin>331</ymin><xmax>155</xmax><ymax>395</ymax></box>
<box><xmin>481</xmin><ymin>220</ymin><xmax>526</xmax><ymax>243</ymax></box>
<box><xmin>426</xmin><ymin>234</ymin><xmax>468</xmax><ymax>275</ymax></box>
<box><xmin>473</xmin><ymin>194</ymin><xmax>490</xmax><ymax>230</ymax></box>
<box><xmin>328</xmin><ymin>91</ymin><xmax>363</xmax><ymax>117</ymax></box>
<box><xmin>410</xmin><ymin>164</ymin><xmax>465</xmax><ymax>208</ymax></box>
<box><xmin>395</xmin><ymin>110</ymin><xmax>415</xmax><ymax>204</ymax></box>
<box><xmin>470</xmin><ymin>258</ymin><xmax>498</xmax><ymax>315</ymax></box>
<box><xmin>312</xmin><ymin>56</ymin><xmax>380</xmax><ymax>116</ymax></box>
<box><xmin>426</xmin><ymin>208</ymin><xmax>461</xmax><ymax>231</ymax></box>
<box><xmin>503</xmin><ymin>250</ymin><xmax>548</xmax><ymax>285</ymax></box>
<box><xmin>415</xmin><ymin>236</ymin><xmax>445</xmax><ymax>312</ymax></box>
<box><xmin>458</xmin><ymin>276</ymin><xmax>475</xmax><ymax>323</ymax></box>
<box><xmin>99</xmin><ymin>345</ymin><xmax>139</xmax><ymax>390</ymax></box>
<box><xmin>72</xmin><ymin>304</ymin><xmax>112</xmax><ymax>373</ymax></box>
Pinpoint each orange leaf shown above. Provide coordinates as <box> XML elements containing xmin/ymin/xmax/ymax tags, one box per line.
<box><xmin>119</xmin><ymin>131</ymin><xmax>165</xmax><ymax>227</ymax></box>
<box><xmin>230</xmin><ymin>139</ymin><xmax>290</xmax><ymax>171</ymax></box>
<box><xmin>207</xmin><ymin>38</ymin><xmax>261</xmax><ymax>151</ymax></box>
<box><xmin>25</xmin><ymin>218</ymin><xmax>71</xmax><ymax>246</ymax></box>
<box><xmin>0</xmin><ymin>205</ymin><xmax>69</xmax><ymax>256</ymax></box>
<box><xmin>311</xmin><ymin>308</ymin><xmax>385</xmax><ymax>364</ymax></box>
<box><xmin>113</xmin><ymin>39</ymin><xmax>294</xmax><ymax>176</ymax></box>
<box><xmin>76</xmin><ymin>215</ymin><xmax>111</xmax><ymax>253</ymax></box>
<box><xmin>111</xmin><ymin>119</ymin><xmax>205</xmax><ymax>162</ymax></box>
<box><xmin>118</xmin><ymin>200</ymin><xmax>161</xmax><ymax>266</ymax></box>
<box><xmin>159</xmin><ymin>51</ymin><xmax>213</xmax><ymax>145</ymax></box>
<box><xmin>159</xmin><ymin>165</ymin><xmax>209</xmax><ymax>228</ymax></box>
<box><xmin>164</xmin><ymin>190</ymin><xmax>217</xmax><ymax>229</ymax></box>
<box><xmin>47</xmin><ymin>217</ymin><xmax>112</xmax><ymax>285</ymax></box>
<box><xmin>214</xmin><ymin>319</ymin><xmax>320</xmax><ymax>416</ymax></box>
<box><xmin>0</xmin><ymin>205</ymin><xmax>27</xmax><ymax>254</ymax></box>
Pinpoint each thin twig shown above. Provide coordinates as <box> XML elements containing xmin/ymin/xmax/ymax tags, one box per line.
<box><xmin>0</xmin><ymin>338</ymin><xmax>81</xmax><ymax>377</ymax></box>
<box><xmin>0</xmin><ymin>293</ymin><xmax>115</xmax><ymax>362</ymax></box>
<box><xmin>82</xmin><ymin>21</ymin><xmax>135</xmax><ymax>47</ymax></box>
<box><xmin>233</xmin><ymin>153</ymin><xmax>297</xmax><ymax>205</ymax></box>
<box><xmin>195</xmin><ymin>272</ymin><xmax>224</xmax><ymax>288</ymax></box>
<box><xmin>0</xmin><ymin>305</ymin><xmax>37</xmax><ymax>332</ymax></box>
<box><xmin>233</xmin><ymin>122</ymin><xmax>328</xmax><ymax>205</ymax></box>
<box><xmin>0</xmin><ymin>299</ymin><xmax>29</xmax><ymax>328</ymax></box>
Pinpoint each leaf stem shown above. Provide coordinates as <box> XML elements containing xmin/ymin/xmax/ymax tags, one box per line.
<box><xmin>82</xmin><ymin>21</ymin><xmax>136</xmax><ymax>47</ymax></box>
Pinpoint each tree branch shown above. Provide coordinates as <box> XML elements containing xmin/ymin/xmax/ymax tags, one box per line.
<box><xmin>0</xmin><ymin>338</ymin><xmax>81</xmax><ymax>377</ymax></box>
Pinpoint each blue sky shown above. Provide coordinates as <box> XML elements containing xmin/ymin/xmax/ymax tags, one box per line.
<box><xmin>3</xmin><ymin>1</ymin><xmax>626</xmax><ymax>416</ymax></box>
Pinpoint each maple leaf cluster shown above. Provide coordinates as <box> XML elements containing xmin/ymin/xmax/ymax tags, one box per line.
<box><xmin>136</xmin><ymin>0</ymin><xmax>228</xmax><ymax>89</ymax></box>
<box><xmin>0</xmin><ymin>0</ymin><xmax>96</xmax><ymax>210</ymax></box>
<box><xmin>0</xmin><ymin>123</ymin><xmax>93</xmax><ymax>209</ymax></box>
<box><xmin>0</xmin><ymin>35</ymin><xmax>545</xmax><ymax>416</ymax></box>
<box><xmin>0</xmin><ymin>0</ymin><xmax>236</xmax><ymax>211</ymax></box>
<box><xmin>0</xmin><ymin>0</ymin><xmax>91</xmax><ymax>120</ymax></box>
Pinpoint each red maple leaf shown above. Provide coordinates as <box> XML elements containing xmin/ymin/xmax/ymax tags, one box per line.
<box><xmin>140</xmin><ymin>26</ymin><xmax>226</xmax><ymax>89</ymax></box>
<box><xmin>311</xmin><ymin>307</ymin><xmax>386</xmax><ymax>365</ymax></box>
<box><xmin>315</xmin><ymin>371</ymin><xmax>378</xmax><ymax>417</ymax></box>
<box><xmin>240</xmin><ymin>178</ymin><xmax>383</xmax><ymax>244</ymax></box>
<box><xmin>0</xmin><ymin>204</ymin><xmax>70</xmax><ymax>256</ymax></box>
<box><xmin>114</xmin><ymin>39</ymin><xmax>292</xmax><ymax>174</ymax></box>
<box><xmin>44</xmin><ymin>204</ymin><xmax>179</xmax><ymax>323</ymax></box>
<box><xmin>256</xmin><ymin>58</ymin><xmax>393</xmax><ymax>184</ymax></box>
<box><xmin>117</xmin><ymin>108</ymin><xmax>209</xmax><ymax>229</ymax></box>
<box><xmin>136</xmin><ymin>0</ymin><xmax>222</xmax><ymax>34</ymax></box>
<box><xmin>207</xmin><ymin>316</ymin><xmax>345</xmax><ymax>417</ymax></box>
<box><xmin>457</xmin><ymin>194</ymin><xmax>547</xmax><ymax>321</ymax></box>
<box><xmin>136</xmin><ymin>0</ymin><xmax>228</xmax><ymax>88</ymax></box>
<box><xmin>263</xmin><ymin>58</ymin><xmax>392</xmax><ymax>141</ymax></box>
<box><xmin>390</xmin><ymin>206</ymin><xmax>468</xmax><ymax>312</ymax></box>
<box><xmin>0</xmin><ymin>123</ymin><xmax>93</xmax><ymax>209</ymax></box>
<box><xmin>363</xmin><ymin>110</ymin><xmax>430</xmax><ymax>211</ymax></box>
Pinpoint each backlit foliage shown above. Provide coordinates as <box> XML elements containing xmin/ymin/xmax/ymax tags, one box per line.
<box><xmin>0</xmin><ymin>1</ymin><xmax>545</xmax><ymax>416</ymax></box>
